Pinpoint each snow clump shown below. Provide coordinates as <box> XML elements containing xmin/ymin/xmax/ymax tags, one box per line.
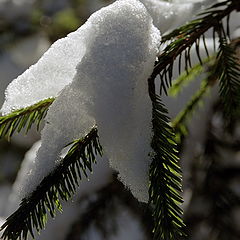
<box><xmin>1</xmin><ymin>11</ymin><xmax>93</xmax><ymax>115</ymax></box>
<box><xmin>1</xmin><ymin>0</ymin><xmax>214</xmax><ymax>115</ymax></box>
<box><xmin>18</xmin><ymin>0</ymin><xmax>160</xmax><ymax>202</ymax></box>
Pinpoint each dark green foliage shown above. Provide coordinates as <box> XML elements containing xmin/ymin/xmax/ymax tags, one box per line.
<box><xmin>0</xmin><ymin>98</ymin><xmax>54</xmax><ymax>139</ymax></box>
<box><xmin>151</xmin><ymin>0</ymin><xmax>238</xmax><ymax>94</ymax></box>
<box><xmin>214</xmin><ymin>33</ymin><xmax>240</xmax><ymax>121</ymax></box>
<box><xmin>149</xmin><ymin>92</ymin><xmax>185</xmax><ymax>240</ymax></box>
<box><xmin>0</xmin><ymin>127</ymin><xmax>102</xmax><ymax>240</ymax></box>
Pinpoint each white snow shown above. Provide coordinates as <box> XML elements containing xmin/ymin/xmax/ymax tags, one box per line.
<box><xmin>0</xmin><ymin>34</ymin><xmax>50</xmax><ymax>147</ymax></box>
<box><xmin>19</xmin><ymin>0</ymin><xmax>160</xmax><ymax>203</ymax></box>
<box><xmin>1</xmin><ymin>16</ymin><xmax>93</xmax><ymax>115</ymax></box>
<box><xmin>0</xmin><ymin>34</ymin><xmax>50</xmax><ymax>112</ymax></box>
<box><xmin>1</xmin><ymin>0</ymin><xmax>229</xmax><ymax>116</ymax></box>
<box><xmin>6</xmin><ymin>140</ymin><xmax>113</xmax><ymax>240</ymax></box>
<box><xmin>140</xmin><ymin>0</ymin><xmax>213</xmax><ymax>34</ymax></box>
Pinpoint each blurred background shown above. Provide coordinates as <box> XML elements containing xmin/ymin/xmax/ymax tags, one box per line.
<box><xmin>0</xmin><ymin>0</ymin><xmax>240</xmax><ymax>240</ymax></box>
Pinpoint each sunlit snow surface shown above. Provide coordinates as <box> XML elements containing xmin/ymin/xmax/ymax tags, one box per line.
<box><xmin>1</xmin><ymin>26</ymin><xmax>91</xmax><ymax>115</ymax></box>
<box><xmin>16</xmin><ymin>0</ymin><xmax>160</xmax><ymax>202</ymax></box>
<box><xmin>0</xmin><ymin>0</ymin><xmax>223</xmax><ymax>115</ymax></box>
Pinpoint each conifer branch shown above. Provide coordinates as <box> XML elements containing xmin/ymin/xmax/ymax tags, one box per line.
<box><xmin>0</xmin><ymin>98</ymin><xmax>54</xmax><ymax>139</ymax></box>
<box><xmin>0</xmin><ymin>127</ymin><xmax>102</xmax><ymax>240</ymax></box>
<box><xmin>214</xmin><ymin>34</ymin><xmax>240</xmax><ymax>121</ymax></box>
<box><xmin>150</xmin><ymin>0</ymin><xmax>238</xmax><ymax>94</ymax></box>
<box><xmin>148</xmin><ymin>81</ymin><xmax>185</xmax><ymax>239</ymax></box>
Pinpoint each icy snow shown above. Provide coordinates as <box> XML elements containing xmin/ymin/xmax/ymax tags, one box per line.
<box><xmin>1</xmin><ymin>16</ymin><xmax>93</xmax><ymax>115</ymax></box>
<box><xmin>19</xmin><ymin>0</ymin><xmax>160</xmax><ymax>202</ymax></box>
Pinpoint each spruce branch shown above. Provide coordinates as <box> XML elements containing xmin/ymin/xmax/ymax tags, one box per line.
<box><xmin>0</xmin><ymin>98</ymin><xmax>54</xmax><ymax>139</ymax></box>
<box><xmin>148</xmin><ymin>81</ymin><xmax>185</xmax><ymax>240</ymax></box>
<box><xmin>150</xmin><ymin>0</ymin><xmax>238</xmax><ymax>94</ymax></box>
<box><xmin>214</xmin><ymin>34</ymin><xmax>240</xmax><ymax>121</ymax></box>
<box><xmin>0</xmin><ymin>127</ymin><xmax>102</xmax><ymax>240</ymax></box>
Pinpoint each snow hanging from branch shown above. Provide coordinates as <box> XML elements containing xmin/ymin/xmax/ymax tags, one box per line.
<box><xmin>19</xmin><ymin>0</ymin><xmax>160</xmax><ymax>202</ymax></box>
<box><xmin>1</xmin><ymin>0</ymin><xmax>215</xmax><ymax>116</ymax></box>
<box><xmin>7</xmin><ymin>141</ymin><xmax>113</xmax><ymax>213</ymax></box>
<box><xmin>0</xmin><ymin>13</ymin><xmax>94</xmax><ymax>115</ymax></box>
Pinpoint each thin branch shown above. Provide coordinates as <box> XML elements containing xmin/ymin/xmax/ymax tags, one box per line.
<box><xmin>214</xmin><ymin>35</ymin><xmax>240</xmax><ymax>121</ymax></box>
<box><xmin>148</xmin><ymin>88</ymin><xmax>185</xmax><ymax>239</ymax></box>
<box><xmin>0</xmin><ymin>98</ymin><xmax>54</xmax><ymax>139</ymax></box>
<box><xmin>0</xmin><ymin>127</ymin><xmax>102</xmax><ymax>240</ymax></box>
<box><xmin>149</xmin><ymin>0</ymin><xmax>238</xmax><ymax>93</ymax></box>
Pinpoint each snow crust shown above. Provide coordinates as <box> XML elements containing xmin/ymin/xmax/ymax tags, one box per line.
<box><xmin>20</xmin><ymin>0</ymin><xmax>160</xmax><ymax>202</ymax></box>
<box><xmin>1</xmin><ymin>16</ymin><xmax>93</xmax><ymax>115</ymax></box>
